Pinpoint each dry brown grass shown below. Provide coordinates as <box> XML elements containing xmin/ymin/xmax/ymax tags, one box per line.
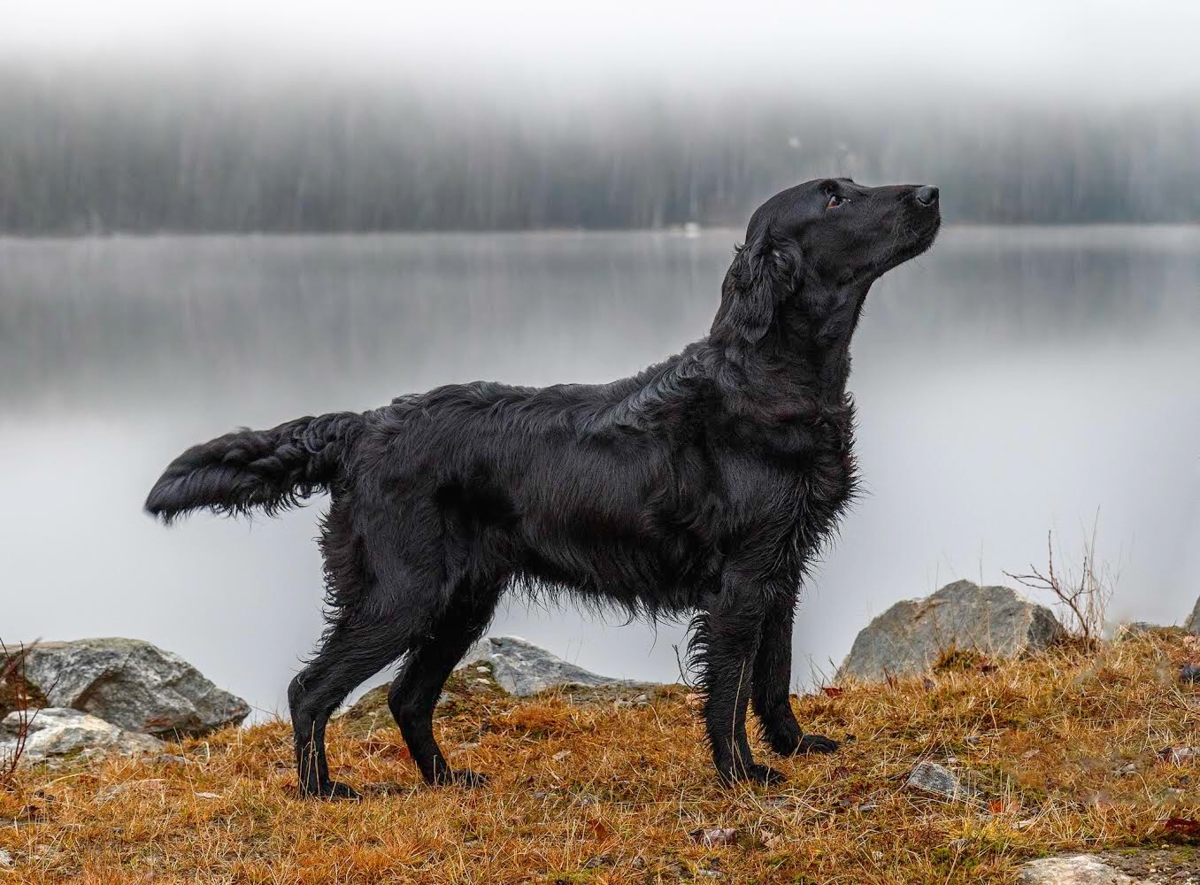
<box><xmin>2</xmin><ymin>632</ymin><xmax>1199</xmax><ymax>884</ymax></box>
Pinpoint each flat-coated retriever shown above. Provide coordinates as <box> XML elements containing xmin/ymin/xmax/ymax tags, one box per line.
<box><xmin>146</xmin><ymin>178</ymin><xmax>941</xmax><ymax>798</ymax></box>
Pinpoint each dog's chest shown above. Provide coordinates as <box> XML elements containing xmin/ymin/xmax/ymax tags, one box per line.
<box><xmin>771</xmin><ymin>407</ymin><xmax>858</xmax><ymax>536</ymax></box>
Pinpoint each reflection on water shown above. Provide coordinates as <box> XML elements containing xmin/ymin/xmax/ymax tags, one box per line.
<box><xmin>2</xmin><ymin>227</ymin><xmax>1198</xmax><ymax>715</ymax></box>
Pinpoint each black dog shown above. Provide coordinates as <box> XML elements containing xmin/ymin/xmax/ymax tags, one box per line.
<box><xmin>146</xmin><ymin>178</ymin><xmax>940</xmax><ymax>799</ymax></box>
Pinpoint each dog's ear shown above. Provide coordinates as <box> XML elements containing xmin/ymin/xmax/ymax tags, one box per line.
<box><xmin>713</xmin><ymin>225</ymin><xmax>799</xmax><ymax>344</ymax></box>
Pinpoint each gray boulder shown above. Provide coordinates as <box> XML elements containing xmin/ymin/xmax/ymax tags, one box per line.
<box><xmin>838</xmin><ymin>580</ymin><xmax>1063</xmax><ymax>682</ymax></box>
<box><xmin>1</xmin><ymin>708</ymin><xmax>164</xmax><ymax>768</ymax></box>
<box><xmin>22</xmin><ymin>639</ymin><xmax>250</xmax><ymax>737</ymax></box>
<box><xmin>456</xmin><ymin>636</ymin><xmax>647</xmax><ymax>697</ymax></box>
<box><xmin>1017</xmin><ymin>855</ymin><xmax>1141</xmax><ymax>884</ymax></box>
<box><xmin>1186</xmin><ymin>596</ymin><xmax>1200</xmax><ymax>634</ymax></box>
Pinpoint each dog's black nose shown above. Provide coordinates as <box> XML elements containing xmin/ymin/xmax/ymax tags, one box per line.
<box><xmin>914</xmin><ymin>185</ymin><xmax>939</xmax><ymax>206</ymax></box>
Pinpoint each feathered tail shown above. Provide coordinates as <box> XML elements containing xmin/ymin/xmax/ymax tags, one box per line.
<box><xmin>145</xmin><ymin>411</ymin><xmax>365</xmax><ymax>523</ymax></box>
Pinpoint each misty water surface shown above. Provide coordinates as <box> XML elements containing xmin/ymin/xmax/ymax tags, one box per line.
<box><xmin>2</xmin><ymin>227</ymin><xmax>1198</xmax><ymax>716</ymax></box>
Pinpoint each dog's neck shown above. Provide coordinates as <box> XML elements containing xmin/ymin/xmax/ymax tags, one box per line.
<box><xmin>711</xmin><ymin>279</ymin><xmax>870</xmax><ymax>410</ymax></box>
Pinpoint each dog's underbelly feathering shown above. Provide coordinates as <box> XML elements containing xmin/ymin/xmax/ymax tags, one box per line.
<box><xmin>146</xmin><ymin>177</ymin><xmax>940</xmax><ymax>798</ymax></box>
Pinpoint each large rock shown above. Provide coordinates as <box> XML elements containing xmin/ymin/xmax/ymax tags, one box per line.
<box><xmin>1186</xmin><ymin>596</ymin><xmax>1200</xmax><ymax>634</ymax></box>
<box><xmin>838</xmin><ymin>580</ymin><xmax>1063</xmax><ymax>682</ymax></box>
<box><xmin>1016</xmin><ymin>855</ymin><xmax>1141</xmax><ymax>884</ymax></box>
<box><xmin>21</xmin><ymin>639</ymin><xmax>249</xmax><ymax>737</ymax></box>
<box><xmin>1</xmin><ymin>708</ymin><xmax>164</xmax><ymax>767</ymax></box>
<box><xmin>456</xmin><ymin>636</ymin><xmax>647</xmax><ymax>697</ymax></box>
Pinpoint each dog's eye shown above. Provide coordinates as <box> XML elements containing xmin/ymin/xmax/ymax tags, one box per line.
<box><xmin>826</xmin><ymin>194</ymin><xmax>847</xmax><ymax>210</ymax></box>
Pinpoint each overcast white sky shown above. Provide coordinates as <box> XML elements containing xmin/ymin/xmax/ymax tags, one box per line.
<box><xmin>4</xmin><ymin>0</ymin><xmax>1200</xmax><ymax>100</ymax></box>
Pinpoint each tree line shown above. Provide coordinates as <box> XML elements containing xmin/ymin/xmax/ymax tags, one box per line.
<box><xmin>1</xmin><ymin>69</ymin><xmax>1197</xmax><ymax>234</ymax></box>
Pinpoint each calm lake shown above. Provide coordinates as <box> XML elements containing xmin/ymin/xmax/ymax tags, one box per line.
<box><xmin>3</xmin><ymin>227</ymin><xmax>1198</xmax><ymax>716</ymax></box>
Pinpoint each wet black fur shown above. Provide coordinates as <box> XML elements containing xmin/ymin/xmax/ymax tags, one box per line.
<box><xmin>146</xmin><ymin>178</ymin><xmax>941</xmax><ymax>798</ymax></box>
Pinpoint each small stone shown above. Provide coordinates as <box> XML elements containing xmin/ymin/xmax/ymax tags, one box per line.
<box><xmin>1116</xmin><ymin>622</ymin><xmax>1160</xmax><ymax>640</ymax></box>
<box><xmin>1016</xmin><ymin>854</ymin><xmax>1138</xmax><ymax>884</ymax></box>
<box><xmin>551</xmin><ymin>750</ymin><xmax>572</xmax><ymax>762</ymax></box>
<box><xmin>194</xmin><ymin>792</ymin><xmax>221</xmax><ymax>799</ymax></box>
<box><xmin>151</xmin><ymin>753</ymin><xmax>191</xmax><ymax>766</ymax></box>
<box><xmin>1158</xmin><ymin>746</ymin><xmax>1199</xmax><ymax>765</ymax></box>
<box><xmin>905</xmin><ymin>761</ymin><xmax>970</xmax><ymax>801</ymax></box>
<box><xmin>1180</xmin><ymin>664</ymin><xmax>1200</xmax><ymax>684</ymax></box>
<box><xmin>98</xmin><ymin>779</ymin><xmax>165</xmax><ymax>802</ymax></box>
<box><xmin>0</xmin><ymin>849</ymin><xmax>13</xmax><ymax>868</ymax></box>
<box><xmin>696</xmin><ymin>870</ymin><xmax>724</xmax><ymax>879</ymax></box>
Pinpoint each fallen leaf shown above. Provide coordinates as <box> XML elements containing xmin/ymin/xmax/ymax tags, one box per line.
<box><xmin>822</xmin><ymin>686</ymin><xmax>844</xmax><ymax>698</ymax></box>
<box><xmin>988</xmin><ymin>798</ymin><xmax>1020</xmax><ymax>815</ymax></box>
<box><xmin>1162</xmin><ymin>817</ymin><xmax>1200</xmax><ymax>838</ymax></box>
<box><xmin>586</xmin><ymin>819</ymin><xmax>613</xmax><ymax>841</ymax></box>
<box><xmin>691</xmin><ymin>827</ymin><xmax>737</xmax><ymax>847</ymax></box>
<box><xmin>1158</xmin><ymin>746</ymin><xmax>1199</xmax><ymax>765</ymax></box>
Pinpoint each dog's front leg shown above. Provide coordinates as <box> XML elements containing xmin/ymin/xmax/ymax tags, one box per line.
<box><xmin>751</xmin><ymin>592</ymin><xmax>840</xmax><ymax>757</ymax></box>
<box><xmin>698</xmin><ymin>571</ymin><xmax>784</xmax><ymax>786</ymax></box>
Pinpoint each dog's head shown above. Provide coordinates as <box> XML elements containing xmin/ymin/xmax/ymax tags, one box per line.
<box><xmin>714</xmin><ymin>178</ymin><xmax>941</xmax><ymax>344</ymax></box>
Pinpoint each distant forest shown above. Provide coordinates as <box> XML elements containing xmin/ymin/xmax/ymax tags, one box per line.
<box><xmin>2</xmin><ymin>68</ymin><xmax>1199</xmax><ymax>234</ymax></box>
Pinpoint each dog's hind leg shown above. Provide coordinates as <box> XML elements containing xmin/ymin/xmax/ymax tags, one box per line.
<box><xmin>288</xmin><ymin>616</ymin><xmax>415</xmax><ymax>800</ymax></box>
<box><xmin>286</xmin><ymin>499</ymin><xmax>426</xmax><ymax>800</ymax></box>
<box><xmin>751</xmin><ymin>592</ymin><xmax>839</xmax><ymax>757</ymax></box>
<box><xmin>388</xmin><ymin>573</ymin><xmax>506</xmax><ymax>787</ymax></box>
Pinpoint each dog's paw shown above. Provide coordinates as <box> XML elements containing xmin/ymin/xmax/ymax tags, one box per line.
<box><xmin>307</xmin><ymin>780</ymin><xmax>363</xmax><ymax>801</ymax></box>
<box><xmin>720</xmin><ymin>762</ymin><xmax>787</xmax><ymax>786</ymax></box>
<box><xmin>796</xmin><ymin>733</ymin><xmax>840</xmax><ymax>755</ymax></box>
<box><xmin>743</xmin><ymin>763</ymin><xmax>787</xmax><ymax>785</ymax></box>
